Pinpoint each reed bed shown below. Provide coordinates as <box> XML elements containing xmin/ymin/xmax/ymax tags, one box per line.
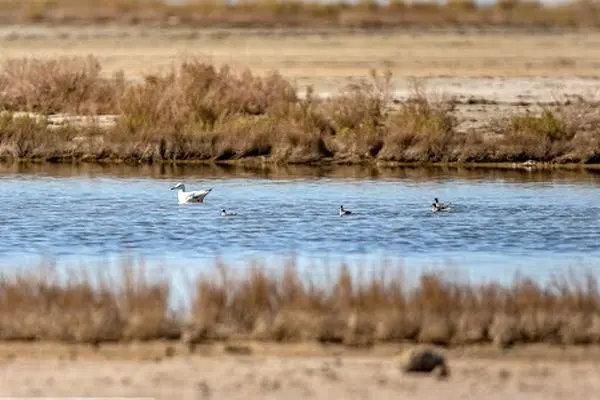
<box><xmin>0</xmin><ymin>0</ymin><xmax>599</xmax><ymax>29</ymax></box>
<box><xmin>1</xmin><ymin>55</ymin><xmax>600</xmax><ymax>165</ymax></box>
<box><xmin>1</xmin><ymin>261</ymin><xmax>600</xmax><ymax>348</ymax></box>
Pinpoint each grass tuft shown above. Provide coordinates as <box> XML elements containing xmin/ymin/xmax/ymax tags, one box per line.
<box><xmin>0</xmin><ymin>263</ymin><xmax>177</xmax><ymax>342</ymax></box>
<box><xmin>0</xmin><ymin>55</ymin><xmax>123</xmax><ymax>115</ymax></box>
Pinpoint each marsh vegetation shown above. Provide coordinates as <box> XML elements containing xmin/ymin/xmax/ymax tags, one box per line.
<box><xmin>1</xmin><ymin>260</ymin><xmax>599</xmax><ymax>348</ymax></box>
<box><xmin>0</xmin><ymin>56</ymin><xmax>599</xmax><ymax>165</ymax></box>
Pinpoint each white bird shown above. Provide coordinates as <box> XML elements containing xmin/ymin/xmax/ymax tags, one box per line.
<box><xmin>339</xmin><ymin>205</ymin><xmax>353</xmax><ymax>216</ymax></box>
<box><xmin>170</xmin><ymin>182</ymin><xmax>213</xmax><ymax>204</ymax></box>
<box><xmin>220</xmin><ymin>209</ymin><xmax>237</xmax><ymax>217</ymax></box>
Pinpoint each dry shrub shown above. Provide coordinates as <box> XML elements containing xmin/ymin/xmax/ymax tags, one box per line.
<box><xmin>115</xmin><ymin>61</ymin><xmax>330</xmax><ymax>163</ymax></box>
<box><xmin>189</xmin><ymin>263</ymin><xmax>279</xmax><ymax>341</ymax></box>
<box><xmin>186</xmin><ymin>264</ymin><xmax>600</xmax><ymax>347</ymax></box>
<box><xmin>489</xmin><ymin>313</ymin><xmax>521</xmax><ymax>348</ymax></box>
<box><xmin>114</xmin><ymin>66</ymin><xmax>395</xmax><ymax>164</ymax></box>
<box><xmin>374</xmin><ymin>311</ymin><xmax>421</xmax><ymax>342</ymax></box>
<box><xmin>120</xmin><ymin>62</ymin><xmax>297</xmax><ymax>133</ymax></box>
<box><xmin>0</xmin><ymin>263</ymin><xmax>175</xmax><ymax>343</ymax></box>
<box><xmin>493</xmin><ymin>101</ymin><xmax>600</xmax><ymax>163</ymax></box>
<box><xmin>320</xmin><ymin>70</ymin><xmax>392</xmax><ymax>159</ymax></box>
<box><xmin>0</xmin><ymin>267</ymin><xmax>121</xmax><ymax>342</ymax></box>
<box><xmin>190</xmin><ymin>264</ymin><xmax>405</xmax><ymax>345</ymax></box>
<box><xmin>418</xmin><ymin>314</ymin><xmax>455</xmax><ymax>345</ymax></box>
<box><xmin>119</xmin><ymin>72</ymin><xmax>183</xmax><ymax>133</ymax></box>
<box><xmin>188</xmin><ymin>264</ymin><xmax>600</xmax><ymax>347</ymax></box>
<box><xmin>380</xmin><ymin>81</ymin><xmax>459</xmax><ymax>162</ymax></box>
<box><xmin>560</xmin><ymin>313</ymin><xmax>600</xmax><ymax>345</ymax></box>
<box><xmin>555</xmin><ymin>101</ymin><xmax>600</xmax><ymax>163</ymax></box>
<box><xmin>1</xmin><ymin>261</ymin><xmax>600</xmax><ymax>346</ymax></box>
<box><xmin>120</xmin><ymin>264</ymin><xmax>178</xmax><ymax>340</ymax></box>
<box><xmin>499</xmin><ymin>109</ymin><xmax>576</xmax><ymax>162</ymax></box>
<box><xmin>453</xmin><ymin>312</ymin><xmax>492</xmax><ymax>344</ymax></box>
<box><xmin>0</xmin><ymin>55</ymin><xmax>122</xmax><ymax>115</ymax></box>
<box><xmin>0</xmin><ymin>112</ymin><xmax>80</xmax><ymax>161</ymax></box>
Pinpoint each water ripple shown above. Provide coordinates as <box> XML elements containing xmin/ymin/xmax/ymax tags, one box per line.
<box><xmin>1</xmin><ymin>172</ymin><xmax>600</xmax><ymax>279</ymax></box>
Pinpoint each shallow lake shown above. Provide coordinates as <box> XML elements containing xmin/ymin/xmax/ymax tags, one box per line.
<box><xmin>1</xmin><ymin>163</ymin><xmax>600</xmax><ymax>284</ymax></box>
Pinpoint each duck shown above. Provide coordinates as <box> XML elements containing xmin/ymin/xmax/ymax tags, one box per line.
<box><xmin>431</xmin><ymin>202</ymin><xmax>444</xmax><ymax>212</ymax></box>
<box><xmin>220</xmin><ymin>209</ymin><xmax>237</xmax><ymax>217</ymax></box>
<box><xmin>339</xmin><ymin>205</ymin><xmax>353</xmax><ymax>216</ymax></box>
<box><xmin>432</xmin><ymin>197</ymin><xmax>451</xmax><ymax>212</ymax></box>
<box><xmin>170</xmin><ymin>182</ymin><xmax>213</xmax><ymax>204</ymax></box>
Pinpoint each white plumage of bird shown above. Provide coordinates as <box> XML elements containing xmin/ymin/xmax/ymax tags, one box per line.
<box><xmin>170</xmin><ymin>182</ymin><xmax>213</xmax><ymax>204</ymax></box>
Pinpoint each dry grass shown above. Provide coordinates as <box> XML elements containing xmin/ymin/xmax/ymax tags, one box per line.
<box><xmin>0</xmin><ymin>263</ymin><xmax>179</xmax><ymax>342</ymax></box>
<box><xmin>1</xmin><ymin>55</ymin><xmax>600</xmax><ymax>165</ymax></box>
<box><xmin>490</xmin><ymin>101</ymin><xmax>600</xmax><ymax>163</ymax></box>
<box><xmin>0</xmin><ymin>55</ymin><xmax>124</xmax><ymax>115</ymax></box>
<box><xmin>0</xmin><ymin>0</ymin><xmax>599</xmax><ymax>29</ymax></box>
<box><xmin>2</xmin><ymin>260</ymin><xmax>600</xmax><ymax>348</ymax></box>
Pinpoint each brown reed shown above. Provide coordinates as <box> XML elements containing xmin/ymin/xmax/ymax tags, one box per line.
<box><xmin>1</xmin><ymin>259</ymin><xmax>600</xmax><ymax>348</ymax></box>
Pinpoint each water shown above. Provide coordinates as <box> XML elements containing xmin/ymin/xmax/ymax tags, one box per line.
<box><xmin>1</xmin><ymin>163</ymin><xmax>600</xmax><ymax>284</ymax></box>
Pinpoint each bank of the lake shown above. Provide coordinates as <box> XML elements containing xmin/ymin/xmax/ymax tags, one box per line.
<box><xmin>1</xmin><ymin>57</ymin><xmax>600</xmax><ymax>168</ymax></box>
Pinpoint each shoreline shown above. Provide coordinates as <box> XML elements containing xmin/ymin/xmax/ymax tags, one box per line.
<box><xmin>6</xmin><ymin>158</ymin><xmax>600</xmax><ymax>172</ymax></box>
<box><xmin>0</xmin><ymin>31</ymin><xmax>600</xmax><ymax>171</ymax></box>
<box><xmin>1</xmin><ymin>340</ymin><xmax>600</xmax><ymax>362</ymax></box>
<box><xmin>3</xmin><ymin>24</ymin><xmax>600</xmax><ymax>35</ymax></box>
<box><xmin>1</xmin><ymin>57</ymin><xmax>600</xmax><ymax>168</ymax></box>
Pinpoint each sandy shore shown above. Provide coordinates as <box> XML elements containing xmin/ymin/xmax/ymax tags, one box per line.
<box><xmin>1</xmin><ymin>342</ymin><xmax>600</xmax><ymax>399</ymax></box>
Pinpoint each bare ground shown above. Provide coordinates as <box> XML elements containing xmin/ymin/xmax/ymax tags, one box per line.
<box><xmin>2</xmin><ymin>26</ymin><xmax>600</xmax><ymax>82</ymax></box>
<box><xmin>2</xmin><ymin>342</ymin><xmax>600</xmax><ymax>399</ymax></box>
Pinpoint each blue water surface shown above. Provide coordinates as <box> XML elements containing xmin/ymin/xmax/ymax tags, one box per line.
<box><xmin>1</xmin><ymin>165</ymin><xmax>599</xmax><ymax>285</ymax></box>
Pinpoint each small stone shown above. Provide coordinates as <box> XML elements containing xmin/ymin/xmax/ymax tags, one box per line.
<box><xmin>395</xmin><ymin>346</ymin><xmax>448</xmax><ymax>376</ymax></box>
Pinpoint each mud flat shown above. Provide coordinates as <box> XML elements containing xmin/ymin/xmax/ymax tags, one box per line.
<box><xmin>2</xmin><ymin>25</ymin><xmax>600</xmax><ymax>85</ymax></box>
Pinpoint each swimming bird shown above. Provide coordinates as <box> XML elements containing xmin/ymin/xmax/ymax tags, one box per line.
<box><xmin>220</xmin><ymin>209</ymin><xmax>237</xmax><ymax>217</ymax></box>
<box><xmin>431</xmin><ymin>202</ymin><xmax>444</xmax><ymax>212</ymax></box>
<box><xmin>170</xmin><ymin>182</ymin><xmax>213</xmax><ymax>204</ymax></box>
<box><xmin>432</xmin><ymin>197</ymin><xmax>451</xmax><ymax>212</ymax></box>
<box><xmin>339</xmin><ymin>205</ymin><xmax>353</xmax><ymax>216</ymax></box>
